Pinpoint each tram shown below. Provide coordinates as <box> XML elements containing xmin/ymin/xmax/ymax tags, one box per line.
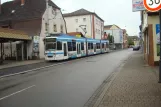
<box><xmin>44</xmin><ymin>33</ymin><xmax>109</xmax><ymax>61</ymax></box>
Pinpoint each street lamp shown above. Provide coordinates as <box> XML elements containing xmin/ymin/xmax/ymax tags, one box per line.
<box><xmin>79</xmin><ymin>25</ymin><xmax>87</xmax><ymax>36</ymax></box>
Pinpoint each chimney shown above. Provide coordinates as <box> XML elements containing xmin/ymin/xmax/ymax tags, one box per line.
<box><xmin>21</xmin><ymin>0</ymin><xmax>25</xmax><ymax>6</ymax></box>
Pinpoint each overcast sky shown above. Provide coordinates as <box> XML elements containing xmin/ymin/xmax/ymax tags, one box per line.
<box><xmin>2</xmin><ymin>0</ymin><xmax>141</xmax><ymax>36</ymax></box>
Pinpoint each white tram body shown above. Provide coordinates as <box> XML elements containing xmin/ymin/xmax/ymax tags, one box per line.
<box><xmin>44</xmin><ymin>34</ymin><xmax>109</xmax><ymax>61</ymax></box>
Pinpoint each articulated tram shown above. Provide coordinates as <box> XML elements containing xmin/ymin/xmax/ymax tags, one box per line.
<box><xmin>44</xmin><ymin>33</ymin><xmax>109</xmax><ymax>61</ymax></box>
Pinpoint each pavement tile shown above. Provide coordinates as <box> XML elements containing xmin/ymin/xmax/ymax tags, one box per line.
<box><xmin>97</xmin><ymin>52</ymin><xmax>161</xmax><ymax>107</ymax></box>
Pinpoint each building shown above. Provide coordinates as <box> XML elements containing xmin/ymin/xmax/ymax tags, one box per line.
<box><xmin>104</xmin><ymin>24</ymin><xmax>123</xmax><ymax>49</ymax></box>
<box><xmin>63</xmin><ymin>8</ymin><xmax>104</xmax><ymax>39</ymax></box>
<box><xmin>123</xmin><ymin>29</ymin><xmax>128</xmax><ymax>48</ymax></box>
<box><xmin>0</xmin><ymin>28</ymin><xmax>31</xmax><ymax>63</ymax></box>
<box><xmin>140</xmin><ymin>10</ymin><xmax>159</xmax><ymax>66</ymax></box>
<box><xmin>0</xmin><ymin>0</ymin><xmax>66</xmax><ymax>60</ymax></box>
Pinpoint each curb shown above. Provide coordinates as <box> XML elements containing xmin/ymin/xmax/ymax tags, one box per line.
<box><xmin>0</xmin><ymin>60</ymin><xmax>45</xmax><ymax>70</ymax></box>
<box><xmin>86</xmin><ymin>54</ymin><xmax>132</xmax><ymax>107</ymax></box>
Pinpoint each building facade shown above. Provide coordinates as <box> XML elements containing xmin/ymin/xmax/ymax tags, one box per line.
<box><xmin>140</xmin><ymin>10</ymin><xmax>159</xmax><ymax>66</ymax></box>
<box><xmin>0</xmin><ymin>0</ymin><xmax>66</xmax><ymax>60</ymax></box>
<box><xmin>123</xmin><ymin>29</ymin><xmax>128</xmax><ymax>48</ymax></box>
<box><xmin>63</xmin><ymin>9</ymin><xmax>104</xmax><ymax>39</ymax></box>
<box><xmin>104</xmin><ymin>25</ymin><xmax>124</xmax><ymax>49</ymax></box>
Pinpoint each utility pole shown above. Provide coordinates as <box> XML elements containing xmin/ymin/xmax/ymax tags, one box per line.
<box><xmin>112</xmin><ymin>29</ymin><xmax>114</xmax><ymax>49</ymax></box>
<box><xmin>159</xmin><ymin>10</ymin><xmax>161</xmax><ymax>83</ymax></box>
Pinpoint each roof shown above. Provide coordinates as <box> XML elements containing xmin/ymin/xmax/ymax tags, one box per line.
<box><xmin>104</xmin><ymin>25</ymin><xmax>113</xmax><ymax>29</ymax></box>
<box><xmin>0</xmin><ymin>28</ymin><xmax>31</xmax><ymax>40</ymax></box>
<box><xmin>67</xmin><ymin>32</ymin><xmax>86</xmax><ymax>38</ymax></box>
<box><xmin>63</xmin><ymin>8</ymin><xmax>104</xmax><ymax>22</ymax></box>
<box><xmin>104</xmin><ymin>24</ymin><xmax>121</xmax><ymax>30</ymax></box>
<box><xmin>0</xmin><ymin>0</ymin><xmax>60</xmax><ymax>22</ymax></box>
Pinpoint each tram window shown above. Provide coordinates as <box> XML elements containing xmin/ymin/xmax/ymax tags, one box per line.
<box><xmin>106</xmin><ymin>43</ymin><xmax>108</xmax><ymax>48</ymax></box>
<box><xmin>102</xmin><ymin>43</ymin><xmax>104</xmax><ymax>48</ymax></box>
<box><xmin>81</xmin><ymin>42</ymin><xmax>84</xmax><ymax>50</ymax></box>
<box><xmin>72</xmin><ymin>42</ymin><xmax>76</xmax><ymax>51</ymax></box>
<box><xmin>88</xmin><ymin>43</ymin><xmax>90</xmax><ymax>49</ymax></box>
<box><xmin>96</xmin><ymin>43</ymin><xmax>100</xmax><ymax>49</ymax></box>
<box><xmin>91</xmin><ymin>43</ymin><xmax>93</xmax><ymax>49</ymax></box>
<box><xmin>57</xmin><ymin>41</ymin><xmax>62</xmax><ymax>50</ymax></box>
<box><xmin>68</xmin><ymin>42</ymin><xmax>73</xmax><ymax>51</ymax></box>
<box><xmin>46</xmin><ymin>43</ymin><xmax>56</xmax><ymax>50</ymax></box>
<box><xmin>96</xmin><ymin>43</ymin><xmax>98</xmax><ymax>49</ymax></box>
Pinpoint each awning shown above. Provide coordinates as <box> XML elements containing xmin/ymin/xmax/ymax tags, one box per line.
<box><xmin>0</xmin><ymin>28</ymin><xmax>31</xmax><ymax>41</ymax></box>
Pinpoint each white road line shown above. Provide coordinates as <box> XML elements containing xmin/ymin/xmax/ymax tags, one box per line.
<box><xmin>0</xmin><ymin>85</ymin><xmax>36</xmax><ymax>101</ymax></box>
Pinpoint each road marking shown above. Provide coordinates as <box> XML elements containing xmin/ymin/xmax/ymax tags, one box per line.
<box><xmin>0</xmin><ymin>85</ymin><xmax>35</xmax><ymax>101</ymax></box>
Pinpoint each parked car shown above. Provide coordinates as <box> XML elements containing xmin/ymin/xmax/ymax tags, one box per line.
<box><xmin>133</xmin><ymin>45</ymin><xmax>140</xmax><ymax>51</ymax></box>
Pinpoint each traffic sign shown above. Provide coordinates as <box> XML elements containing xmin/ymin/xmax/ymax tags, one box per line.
<box><xmin>143</xmin><ymin>0</ymin><xmax>161</xmax><ymax>12</ymax></box>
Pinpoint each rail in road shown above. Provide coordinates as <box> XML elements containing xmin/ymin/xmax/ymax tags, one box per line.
<box><xmin>0</xmin><ymin>49</ymin><xmax>128</xmax><ymax>78</ymax></box>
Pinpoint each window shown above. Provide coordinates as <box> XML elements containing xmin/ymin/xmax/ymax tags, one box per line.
<box><xmin>53</xmin><ymin>24</ymin><xmax>57</xmax><ymax>32</ymax></box>
<box><xmin>68</xmin><ymin>42</ymin><xmax>73</xmax><ymax>51</ymax></box>
<box><xmin>45</xmin><ymin>23</ymin><xmax>48</xmax><ymax>31</ymax></box>
<box><xmin>57</xmin><ymin>41</ymin><xmax>62</xmax><ymax>50</ymax></box>
<box><xmin>96</xmin><ymin>43</ymin><xmax>100</xmax><ymax>49</ymax></box>
<box><xmin>88</xmin><ymin>43</ymin><xmax>90</xmax><ymax>50</ymax></box>
<box><xmin>1</xmin><ymin>25</ymin><xmax>9</xmax><ymax>28</ymax></box>
<box><xmin>60</xmin><ymin>25</ymin><xmax>63</xmax><ymax>33</ymax></box>
<box><xmin>102</xmin><ymin>43</ymin><xmax>104</xmax><ymax>48</ymax></box>
<box><xmin>45</xmin><ymin>43</ymin><xmax>56</xmax><ymax>51</ymax></box>
<box><xmin>83</xmin><ymin>18</ymin><xmax>86</xmax><ymax>22</ymax></box>
<box><xmin>81</xmin><ymin>42</ymin><xmax>84</xmax><ymax>50</ymax></box>
<box><xmin>106</xmin><ymin>43</ymin><xmax>109</xmax><ymax>48</ymax></box>
<box><xmin>91</xmin><ymin>43</ymin><xmax>93</xmax><ymax>49</ymax></box>
<box><xmin>75</xmin><ymin>19</ymin><xmax>78</xmax><ymax>23</ymax></box>
<box><xmin>72</xmin><ymin>41</ymin><xmax>76</xmax><ymax>51</ymax></box>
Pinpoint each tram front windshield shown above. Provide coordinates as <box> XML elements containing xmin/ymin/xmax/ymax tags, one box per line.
<box><xmin>45</xmin><ymin>38</ymin><xmax>56</xmax><ymax>51</ymax></box>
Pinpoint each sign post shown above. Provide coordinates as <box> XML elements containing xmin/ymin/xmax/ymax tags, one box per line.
<box><xmin>143</xmin><ymin>0</ymin><xmax>161</xmax><ymax>83</ymax></box>
<box><xmin>159</xmin><ymin>10</ymin><xmax>161</xmax><ymax>83</ymax></box>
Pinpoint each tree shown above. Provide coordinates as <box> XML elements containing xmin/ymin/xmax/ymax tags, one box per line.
<box><xmin>128</xmin><ymin>39</ymin><xmax>134</xmax><ymax>46</ymax></box>
<box><xmin>108</xmin><ymin>34</ymin><xmax>114</xmax><ymax>43</ymax></box>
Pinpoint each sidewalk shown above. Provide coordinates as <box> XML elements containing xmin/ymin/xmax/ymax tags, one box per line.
<box><xmin>0</xmin><ymin>59</ymin><xmax>45</xmax><ymax>70</ymax></box>
<box><xmin>97</xmin><ymin>51</ymin><xmax>161</xmax><ymax>107</ymax></box>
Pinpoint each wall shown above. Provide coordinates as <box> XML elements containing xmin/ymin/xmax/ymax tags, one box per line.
<box><xmin>104</xmin><ymin>29</ymin><xmax>123</xmax><ymax>44</ymax></box>
<box><xmin>94</xmin><ymin>16</ymin><xmax>104</xmax><ymax>39</ymax></box>
<box><xmin>110</xmin><ymin>25</ymin><xmax>119</xmax><ymax>29</ymax></box>
<box><xmin>64</xmin><ymin>15</ymin><xmax>92</xmax><ymax>38</ymax></box>
<box><xmin>148</xmin><ymin>15</ymin><xmax>159</xmax><ymax>62</ymax></box>
<box><xmin>12</xmin><ymin>19</ymin><xmax>41</xmax><ymax>59</ymax></box>
<box><xmin>39</xmin><ymin>6</ymin><xmax>66</xmax><ymax>58</ymax></box>
<box><xmin>142</xmin><ymin>11</ymin><xmax>148</xmax><ymax>31</ymax></box>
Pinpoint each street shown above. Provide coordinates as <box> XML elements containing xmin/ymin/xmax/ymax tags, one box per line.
<box><xmin>0</xmin><ymin>49</ymin><xmax>133</xmax><ymax>107</ymax></box>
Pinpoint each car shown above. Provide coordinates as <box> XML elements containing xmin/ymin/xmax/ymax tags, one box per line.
<box><xmin>133</xmin><ymin>45</ymin><xmax>140</xmax><ymax>51</ymax></box>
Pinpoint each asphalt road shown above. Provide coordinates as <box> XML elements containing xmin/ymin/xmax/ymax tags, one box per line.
<box><xmin>0</xmin><ymin>49</ymin><xmax>133</xmax><ymax>107</ymax></box>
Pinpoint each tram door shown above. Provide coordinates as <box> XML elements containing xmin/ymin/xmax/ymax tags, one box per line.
<box><xmin>94</xmin><ymin>44</ymin><xmax>96</xmax><ymax>53</ymax></box>
<box><xmin>77</xmin><ymin>42</ymin><xmax>81</xmax><ymax>57</ymax></box>
<box><xmin>63</xmin><ymin>42</ymin><xmax>68</xmax><ymax>59</ymax></box>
